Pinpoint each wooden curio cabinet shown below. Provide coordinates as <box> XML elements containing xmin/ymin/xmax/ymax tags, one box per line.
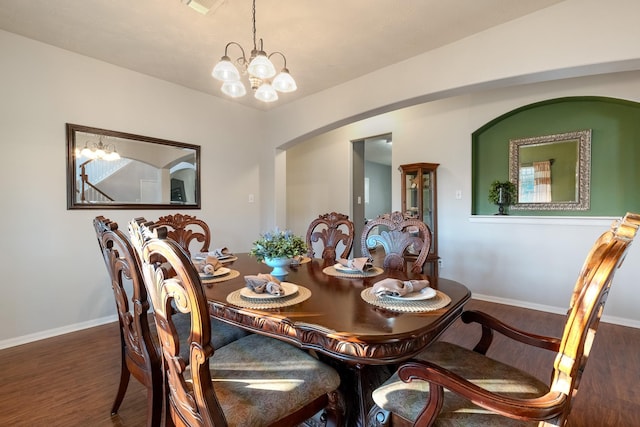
<box><xmin>399</xmin><ymin>162</ymin><xmax>439</xmax><ymax>276</ymax></box>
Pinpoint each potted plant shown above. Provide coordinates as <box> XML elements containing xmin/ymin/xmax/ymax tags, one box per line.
<box><xmin>488</xmin><ymin>180</ymin><xmax>517</xmax><ymax>215</ymax></box>
<box><xmin>250</xmin><ymin>228</ymin><xmax>307</xmax><ymax>276</ymax></box>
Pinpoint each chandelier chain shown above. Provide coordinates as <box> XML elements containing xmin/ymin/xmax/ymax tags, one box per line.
<box><xmin>252</xmin><ymin>0</ymin><xmax>257</xmax><ymax>50</ymax></box>
<box><xmin>211</xmin><ymin>0</ymin><xmax>296</xmax><ymax>102</ymax></box>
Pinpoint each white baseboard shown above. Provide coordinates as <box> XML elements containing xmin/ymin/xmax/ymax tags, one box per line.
<box><xmin>472</xmin><ymin>293</ymin><xmax>640</xmax><ymax>329</ymax></box>
<box><xmin>0</xmin><ymin>314</ymin><xmax>118</xmax><ymax>351</ymax></box>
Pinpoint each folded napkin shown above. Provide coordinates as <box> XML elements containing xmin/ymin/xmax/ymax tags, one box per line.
<box><xmin>372</xmin><ymin>278</ymin><xmax>431</xmax><ymax>297</ymax></box>
<box><xmin>244</xmin><ymin>273</ymin><xmax>284</xmax><ymax>296</ymax></box>
<box><xmin>201</xmin><ymin>256</ymin><xmax>223</xmax><ymax>275</ymax></box>
<box><xmin>212</xmin><ymin>247</ymin><xmax>232</xmax><ymax>258</ymax></box>
<box><xmin>337</xmin><ymin>257</ymin><xmax>373</xmax><ymax>272</ymax></box>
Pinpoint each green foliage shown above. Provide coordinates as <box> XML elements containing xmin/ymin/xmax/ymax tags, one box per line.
<box><xmin>249</xmin><ymin>228</ymin><xmax>307</xmax><ymax>262</ymax></box>
<box><xmin>488</xmin><ymin>180</ymin><xmax>517</xmax><ymax>205</ymax></box>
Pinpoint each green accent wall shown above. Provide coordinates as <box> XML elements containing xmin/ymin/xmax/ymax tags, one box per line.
<box><xmin>472</xmin><ymin>97</ymin><xmax>640</xmax><ymax>216</ymax></box>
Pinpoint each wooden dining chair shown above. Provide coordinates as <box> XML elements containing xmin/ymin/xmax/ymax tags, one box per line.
<box><xmin>306</xmin><ymin>212</ymin><xmax>355</xmax><ymax>262</ymax></box>
<box><xmin>153</xmin><ymin>212</ymin><xmax>251</xmax><ymax>342</ymax></box>
<box><xmin>368</xmin><ymin>212</ymin><xmax>640</xmax><ymax>427</ymax></box>
<box><xmin>93</xmin><ymin>216</ymin><xmax>162</xmax><ymax>426</ymax></box>
<box><xmin>361</xmin><ymin>211</ymin><xmax>432</xmax><ymax>274</ymax></box>
<box><xmin>94</xmin><ymin>216</ymin><xmax>250</xmax><ymax>426</ymax></box>
<box><xmin>155</xmin><ymin>213</ymin><xmax>211</xmax><ymax>255</ymax></box>
<box><xmin>128</xmin><ymin>218</ymin><xmax>343</xmax><ymax>427</ymax></box>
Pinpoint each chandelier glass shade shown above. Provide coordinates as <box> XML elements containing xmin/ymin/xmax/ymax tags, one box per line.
<box><xmin>76</xmin><ymin>138</ymin><xmax>120</xmax><ymax>161</ymax></box>
<box><xmin>211</xmin><ymin>0</ymin><xmax>296</xmax><ymax>103</ymax></box>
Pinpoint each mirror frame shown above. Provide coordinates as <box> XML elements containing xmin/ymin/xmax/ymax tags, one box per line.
<box><xmin>66</xmin><ymin>123</ymin><xmax>201</xmax><ymax>210</ymax></box>
<box><xmin>508</xmin><ymin>129</ymin><xmax>591</xmax><ymax>211</ymax></box>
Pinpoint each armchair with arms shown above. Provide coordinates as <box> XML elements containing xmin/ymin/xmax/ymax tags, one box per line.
<box><xmin>369</xmin><ymin>212</ymin><xmax>640</xmax><ymax>426</ymax></box>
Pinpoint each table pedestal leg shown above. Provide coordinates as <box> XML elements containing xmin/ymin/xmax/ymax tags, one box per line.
<box><xmin>334</xmin><ymin>362</ymin><xmax>395</xmax><ymax>427</ymax></box>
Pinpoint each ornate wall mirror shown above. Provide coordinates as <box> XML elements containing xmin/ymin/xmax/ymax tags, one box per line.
<box><xmin>508</xmin><ymin>129</ymin><xmax>591</xmax><ymax>211</ymax></box>
<box><xmin>66</xmin><ymin>123</ymin><xmax>201</xmax><ymax>209</ymax></box>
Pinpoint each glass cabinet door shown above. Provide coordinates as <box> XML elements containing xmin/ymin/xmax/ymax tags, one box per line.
<box><xmin>400</xmin><ymin>163</ymin><xmax>439</xmax><ymax>256</ymax></box>
<box><xmin>421</xmin><ymin>170</ymin><xmax>434</xmax><ymax>235</ymax></box>
<box><xmin>404</xmin><ymin>169</ymin><xmax>420</xmax><ymax>219</ymax></box>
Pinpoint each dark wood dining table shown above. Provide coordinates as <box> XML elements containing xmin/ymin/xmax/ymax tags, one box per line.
<box><xmin>203</xmin><ymin>253</ymin><xmax>471</xmax><ymax>427</ymax></box>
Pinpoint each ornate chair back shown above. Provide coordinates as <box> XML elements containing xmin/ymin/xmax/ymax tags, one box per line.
<box><xmin>129</xmin><ymin>218</ymin><xmax>225</xmax><ymax>426</ymax></box>
<box><xmin>361</xmin><ymin>211</ymin><xmax>431</xmax><ymax>274</ymax></box>
<box><xmin>93</xmin><ymin>216</ymin><xmax>161</xmax><ymax>426</ymax></box>
<box><xmin>549</xmin><ymin>213</ymin><xmax>640</xmax><ymax>422</ymax></box>
<box><xmin>306</xmin><ymin>212</ymin><xmax>355</xmax><ymax>262</ymax></box>
<box><xmin>154</xmin><ymin>213</ymin><xmax>210</xmax><ymax>255</ymax></box>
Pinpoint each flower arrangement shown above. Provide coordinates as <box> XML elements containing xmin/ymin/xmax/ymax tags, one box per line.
<box><xmin>249</xmin><ymin>228</ymin><xmax>307</xmax><ymax>262</ymax></box>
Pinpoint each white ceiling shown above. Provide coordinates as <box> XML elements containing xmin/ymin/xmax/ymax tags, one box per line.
<box><xmin>0</xmin><ymin>0</ymin><xmax>564</xmax><ymax>110</ymax></box>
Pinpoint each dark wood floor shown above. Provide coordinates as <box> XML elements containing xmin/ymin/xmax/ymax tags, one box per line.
<box><xmin>1</xmin><ymin>299</ymin><xmax>639</xmax><ymax>426</ymax></box>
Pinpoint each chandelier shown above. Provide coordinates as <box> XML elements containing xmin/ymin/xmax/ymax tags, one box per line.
<box><xmin>211</xmin><ymin>0</ymin><xmax>296</xmax><ymax>103</ymax></box>
<box><xmin>77</xmin><ymin>136</ymin><xmax>121</xmax><ymax>161</ymax></box>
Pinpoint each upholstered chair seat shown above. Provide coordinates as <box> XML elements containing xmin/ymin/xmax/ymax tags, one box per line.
<box><xmin>372</xmin><ymin>341</ymin><xmax>548</xmax><ymax>426</ymax></box>
<box><xmin>186</xmin><ymin>333</ymin><xmax>341</xmax><ymax>426</ymax></box>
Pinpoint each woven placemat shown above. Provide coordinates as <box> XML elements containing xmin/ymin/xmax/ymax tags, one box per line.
<box><xmin>200</xmin><ymin>269</ymin><xmax>240</xmax><ymax>284</ymax></box>
<box><xmin>360</xmin><ymin>288</ymin><xmax>451</xmax><ymax>312</ymax></box>
<box><xmin>322</xmin><ymin>265</ymin><xmax>384</xmax><ymax>278</ymax></box>
<box><xmin>226</xmin><ymin>286</ymin><xmax>311</xmax><ymax>309</ymax></box>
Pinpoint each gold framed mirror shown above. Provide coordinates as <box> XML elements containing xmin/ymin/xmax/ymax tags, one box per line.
<box><xmin>66</xmin><ymin>123</ymin><xmax>201</xmax><ymax>209</ymax></box>
<box><xmin>508</xmin><ymin>129</ymin><xmax>591</xmax><ymax>211</ymax></box>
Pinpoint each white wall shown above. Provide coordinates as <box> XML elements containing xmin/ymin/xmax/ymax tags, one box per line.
<box><xmin>285</xmin><ymin>70</ymin><xmax>640</xmax><ymax>327</ymax></box>
<box><xmin>3</xmin><ymin>0</ymin><xmax>640</xmax><ymax>348</ymax></box>
<box><xmin>270</xmin><ymin>0</ymin><xmax>640</xmax><ymax>241</ymax></box>
<box><xmin>264</xmin><ymin>0</ymin><xmax>640</xmax><ymax>148</ymax></box>
<box><xmin>0</xmin><ymin>30</ymin><xmax>264</xmax><ymax>347</ymax></box>
<box><xmin>278</xmin><ymin>0</ymin><xmax>640</xmax><ymax>327</ymax></box>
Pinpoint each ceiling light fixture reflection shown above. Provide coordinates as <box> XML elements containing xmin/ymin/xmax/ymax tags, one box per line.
<box><xmin>77</xmin><ymin>137</ymin><xmax>121</xmax><ymax>161</ymax></box>
<box><xmin>211</xmin><ymin>0</ymin><xmax>296</xmax><ymax>103</ymax></box>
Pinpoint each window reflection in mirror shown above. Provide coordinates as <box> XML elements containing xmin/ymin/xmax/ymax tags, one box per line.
<box><xmin>66</xmin><ymin>123</ymin><xmax>201</xmax><ymax>209</ymax></box>
<box><xmin>509</xmin><ymin>130</ymin><xmax>591</xmax><ymax>211</ymax></box>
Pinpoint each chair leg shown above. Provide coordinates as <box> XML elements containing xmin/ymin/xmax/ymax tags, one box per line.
<box><xmin>146</xmin><ymin>383</ymin><xmax>163</xmax><ymax>427</ymax></box>
<box><xmin>110</xmin><ymin>349</ymin><xmax>131</xmax><ymax>415</ymax></box>
<box><xmin>147</xmin><ymin>368</ymin><xmax>163</xmax><ymax>427</ymax></box>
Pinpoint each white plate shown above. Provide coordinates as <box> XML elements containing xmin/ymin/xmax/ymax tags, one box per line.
<box><xmin>240</xmin><ymin>282</ymin><xmax>299</xmax><ymax>300</ymax></box>
<box><xmin>334</xmin><ymin>263</ymin><xmax>361</xmax><ymax>273</ymax></box>
<box><xmin>199</xmin><ymin>267</ymin><xmax>231</xmax><ymax>279</ymax></box>
<box><xmin>194</xmin><ymin>252</ymin><xmax>233</xmax><ymax>260</ymax></box>
<box><xmin>384</xmin><ymin>287</ymin><xmax>437</xmax><ymax>301</ymax></box>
